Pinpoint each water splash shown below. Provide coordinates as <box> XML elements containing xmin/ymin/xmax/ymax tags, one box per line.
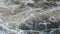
<box><xmin>0</xmin><ymin>0</ymin><xmax>60</xmax><ymax>34</ymax></box>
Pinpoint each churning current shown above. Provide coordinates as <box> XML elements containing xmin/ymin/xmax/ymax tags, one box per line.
<box><xmin>0</xmin><ymin>0</ymin><xmax>60</xmax><ymax>34</ymax></box>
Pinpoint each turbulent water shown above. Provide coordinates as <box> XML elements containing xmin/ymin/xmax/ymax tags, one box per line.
<box><xmin>0</xmin><ymin>0</ymin><xmax>60</xmax><ymax>34</ymax></box>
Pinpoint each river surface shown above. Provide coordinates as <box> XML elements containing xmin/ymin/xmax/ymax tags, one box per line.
<box><xmin>0</xmin><ymin>0</ymin><xmax>60</xmax><ymax>34</ymax></box>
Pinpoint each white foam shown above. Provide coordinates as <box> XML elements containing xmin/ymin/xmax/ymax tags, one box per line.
<box><xmin>0</xmin><ymin>0</ymin><xmax>60</xmax><ymax>34</ymax></box>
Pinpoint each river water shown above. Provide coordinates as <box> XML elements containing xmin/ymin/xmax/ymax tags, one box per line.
<box><xmin>0</xmin><ymin>0</ymin><xmax>60</xmax><ymax>34</ymax></box>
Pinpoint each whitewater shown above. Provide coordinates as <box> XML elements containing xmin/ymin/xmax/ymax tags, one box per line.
<box><xmin>0</xmin><ymin>0</ymin><xmax>60</xmax><ymax>34</ymax></box>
